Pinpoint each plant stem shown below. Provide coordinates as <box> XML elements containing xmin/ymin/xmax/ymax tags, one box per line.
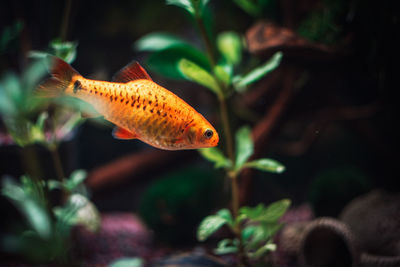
<box><xmin>49</xmin><ymin>144</ymin><xmax>68</xmax><ymax>202</ymax></box>
<box><xmin>60</xmin><ymin>0</ymin><xmax>72</xmax><ymax>42</ymax></box>
<box><xmin>195</xmin><ymin>9</ymin><xmax>247</xmax><ymax>266</ymax></box>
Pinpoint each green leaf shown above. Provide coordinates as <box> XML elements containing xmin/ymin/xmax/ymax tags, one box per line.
<box><xmin>134</xmin><ymin>32</ymin><xmax>189</xmax><ymax>52</ymax></box>
<box><xmin>244</xmin><ymin>158</ymin><xmax>285</xmax><ymax>173</ymax></box>
<box><xmin>216</xmin><ymin>209</ymin><xmax>234</xmax><ymax>227</ymax></box>
<box><xmin>248</xmin><ymin>241</ymin><xmax>277</xmax><ymax>259</ymax></box>
<box><xmin>214</xmin><ymin>238</ymin><xmax>239</xmax><ymax>255</ymax></box>
<box><xmin>217</xmin><ymin>32</ymin><xmax>242</xmax><ymax>66</ymax></box>
<box><xmin>167</xmin><ymin>0</ymin><xmax>195</xmax><ymax>15</ymax></box>
<box><xmin>214</xmin><ymin>63</ymin><xmax>232</xmax><ymax>86</ymax></box>
<box><xmin>261</xmin><ymin>199</ymin><xmax>291</xmax><ymax>222</ymax></box>
<box><xmin>65</xmin><ymin>169</ymin><xmax>87</xmax><ymax>191</ymax></box>
<box><xmin>178</xmin><ymin>58</ymin><xmax>221</xmax><ymax>95</ymax></box>
<box><xmin>233</xmin><ymin>51</ymin><xmax>282</xmax><ymax>92</ymax></box>
<box><xmin>50</xmin><ymin>39</ymin><xmax>78</xmax><ymax>64</ymax></box>
<box><xmin>197</xmin><ymin>213</ymin><xmax>229</xmax><ymax>241</ymax></box>
<box><xmin>233</xmin><ymin>0</ymin><xmax>261</xmax><ymax>17</ymax></box>
<box><xmin>48</xmin><ymin>180</ymin><xmax>62</xmax><ymax>191</ymax></box>
<box><xmin>235</xmin><ymin>126</ymin><xmax>254</xmax><ymax>169</ymax></box>
<box><xmin>54</xmin><ymin>193</ymin><xmax>100</xmax><ymax>233</ymax></box>
<box><xmin>166</xmin><ymin>0</ymin><xmax>210</xmax><ymax>16</ymax></box>
<box><xmin>1</xmin><ymin>21</ymin><xmax>23</xmax><ymax>53</ymax></box>
<box><xmin>198</xmin><ymin>147</ymin><xmax>231</xmax><ymax>168</ymax></box>
<box><xmin>2</xmin><ymin>177</ymin><xmax>51</xmax><ymax>239</ymax></box>
<box><xmin>243</xmin><ymin>223</ymin><xmax>281</xmax><ymax>251</ymax></box>
<box><xmin>240</xmin><ymin>199</ymin><xmax>290</xmax><ymax>223</ymax></box>
<box><xmin>108</xmin><ymin>257</ymin><xmax>143</xmax><ymax>267</ymax></box>
<box><xmin>147</xmin><ymin>45</ymin><xmax>209</xmax><ymax>80</ymax></box>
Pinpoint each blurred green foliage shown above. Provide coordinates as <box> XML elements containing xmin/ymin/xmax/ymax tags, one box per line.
<box><xmin>108</xmin><ymin>257</ymin><xmax>143</xmax><ymax>267</ymax></box>
<box><xmin>139</xmin><ymin>167</ymin><xmax>222</xmax><ymax>244</ymax></box>
<box><xmin>0</xmin><ymin>21</ymin><xmax>23</xmax><ymax>54</ymax></box>
<box><xmin>1</xmin><ymin>171</ymin><xmax>99</xmax><ymax>262</ymax></box>
<box><xmin>297</xmin><ymin>0</ymin><xmax>348</xmax><ymax>45</ymax></box>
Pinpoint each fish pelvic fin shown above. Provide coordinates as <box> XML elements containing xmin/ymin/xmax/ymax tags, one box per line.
<box><xmin>112</xmin><ymin>126</ymin><xmax>138</xmax><ymax>140</ymax></box>
<box><xmin>36</xmin><ymin>56</ymin><xmax>81</xmax><ymax>97</ymax></box>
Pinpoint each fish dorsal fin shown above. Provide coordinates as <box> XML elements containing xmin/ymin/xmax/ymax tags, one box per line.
<box><xmin>112</xmin><ymin>61</ymin><xmax>152</xmax><ymax>83</ymax></box>
<box><xmin>112</xmin><ymin>127</ymin><xmax>138</xmax><ymax>140</ymax></box>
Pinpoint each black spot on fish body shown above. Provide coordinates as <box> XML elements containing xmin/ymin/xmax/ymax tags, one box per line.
<box><xmin>73</xmin><ymin>80</ymin><xmax>82</xmax><ymax>94</ymax></box>
<box><xmin>110</xmin><ymin>96</ymin><xmax>113</xmax><ymax>102</ymax></box>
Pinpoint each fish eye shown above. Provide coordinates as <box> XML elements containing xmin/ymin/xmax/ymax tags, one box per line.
<box><xmin>204</xmin><ymin>129</ymin><xmax>213</xmax><ymax>139</ymax></box>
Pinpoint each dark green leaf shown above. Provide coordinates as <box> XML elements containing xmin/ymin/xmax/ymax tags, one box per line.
<box><xmin>178</xmin><ymin>58</ymin><xmax>221</xmax><ymax>94</ymax></box>
<box><xmin>166</xmin><ymin>0</ymin><xmax>195</xmax><ymax>15</ymax></box>
<box><xmin>134</xmin><ymin>32</ymin><xmax>189</xmax><ymax>52</ymax></box>
<box><xmin>108</xmin><ymin>257</ymin><xmax>143</xmax><ymax>267</ymax></box>
<box><xmin>233</xmin><ymin>52</ymin><xmax>282</xmax><ymax>92</ymax></box>
<box><xmin>1</xmin><ymin>21</ymin><xmax>23</xmax><ymax>53</ymax></box>
<box><xmin>147</xmin><ymin>45</ymin><xmax>209</xmax><ymax>79</ymax></box>
<box><xmin>214</xmin><ymin>238</ymin><xmax>239</xmax><ymax>255</ymax></box>
<box><xmin>197</xmin><ymin>213</ymin><xmax>229</xmax><ymax>241</ymax></box>
<box><xmin>244</xmin><ymin>158</ymin><xmax>285</xmax><ymax>173</ymax></box>
<box><xmin>233</xmin><ymin>0</ymin><xmax>261</xmax><ymax>17</ymax></box>
<box><xmin>235</xmin><ymin>126</ymin><xmax>254</xmax><ymax>169</ymax></box>
<box><xmin>217</xmin><ymin>32</ymin><xmax>242</xmax><ymax>65</ymax></box>
<box><xmin>198</xmin><ymin>147</ymin><xmax>231</xmax><ymax>168</ymax></box>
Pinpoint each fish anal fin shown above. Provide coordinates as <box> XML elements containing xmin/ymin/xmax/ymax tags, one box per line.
<box><xmin>112</xmin><ymin>61</ymin><xmax>152</xmax><ymax>83</ymax></box>
<box><xmin>112</xmin><ymin>127</ymin><xmax>138</xmax><ymax>140</ymax></box>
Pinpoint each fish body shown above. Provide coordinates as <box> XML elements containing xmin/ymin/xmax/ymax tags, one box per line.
<box><xmin>38</xmin><ymin>56</ymin><xmax>219</xmax><ymax>150</ymax></box>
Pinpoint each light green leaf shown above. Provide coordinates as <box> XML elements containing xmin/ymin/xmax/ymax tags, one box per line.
<box><xmin>197</xmin><ymin>214</ymin><xmax>228</xmax><ymax>241</ymax></box>
<box><xmin>48</xmin><ymin>180</ymin><xmax>62</xmax><ymax>190</ymax></box>
<box><xmin>248</xmin><ymin>241</ymin><xmax>277</xmax><ymax>259</ymax></box>
<box><xmin>244</xmin><ymin>158</ymin><xmax>285</xmax><ymax>173</ymax></box>
<box><xmin>235</xmin><ymin>126</ymin><xmax>254</xmax><ymax>169</ymax></box>
<box><xmin>214</xmin><ymin>238</ymin><xmax>239</xmax><ymax>255</ymax></box>
<box><xmin>50</xmin><ymin>39</ymin><xmax>78</xmax><ymax>64</ymax></box>
<box><xmin>240</xmin><ymin>199</ymin><xmax>290</xmax><ymax>223</ymax></box>
<box><xmin>217</xmin><ymin>32</ymin><xmax>242</xmax><ymax>65</ymax></box>
<box><xmin>260</xmin><ymin>199</ymin><xmax>291</xmax><ymax>222</ymax></box>
<box><xmin>214</xmin><ymin>63</ymin><xmax>232</xmax><ymax>86</ymax></box>
<box><xmin>134</xmin><ymin>32</ymin><xmax>188</xmax><ymax>52</ymax></box>
<box><xmin>54</xmin><ymin>193</ymin><xmax>100</xmax><ymax>232</ymax></box>
<box><xmin>233</xmin><ymin>51</ymin><xmax>282</xmax><ymax>92</ymax></box>
<box><xmin>166</xmin><ymin>0</ymin><xmax>195</xmax><ymax>15</ymax></box>
<box><xmin>216</xmin><ymin>209</ymin><xmax>234</xmax><ymax>227</ymax></box>
<box><xmin>108</xmin><ymin>257</ymin><xmax>143</xmax><ymax>267</ymax></box>
<box><xmin>179</xmin><ymin>58</ymin><xmax>221</xmax><ymax>95</ymax></box>
<box><xmin>66</xmin><ymin>169</ymin><xmax>87</xmax><ymax>191</ymax></box>
<box><xmin>198</xmin><ymin>147</ymin><xmax>231</xmax><ymax>168</ymax></box>
<box><xmin>2</xmin><ymin>177</ymin><xmax>51</xmax><ymax>239</ymax></box>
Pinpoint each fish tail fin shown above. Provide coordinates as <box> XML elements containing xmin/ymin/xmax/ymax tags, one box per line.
<box><xmin>36</xmin><ymin>56</ymin><xmax>80</xmax><ymax>97</ymax></box>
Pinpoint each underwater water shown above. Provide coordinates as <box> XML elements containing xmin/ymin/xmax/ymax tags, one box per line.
<box><xmin>0</xmin><ymin>0</ymin><xmax>398</xmax><ymax>266</ymax></box>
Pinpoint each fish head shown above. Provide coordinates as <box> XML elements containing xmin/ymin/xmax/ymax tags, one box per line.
<box><xmin>185</xmin><ymin>120</ymin><xmax>219</xmax><ymax>149</ymax></box>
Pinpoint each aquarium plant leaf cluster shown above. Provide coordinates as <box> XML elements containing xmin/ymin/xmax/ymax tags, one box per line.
<box><xmin>134</xmin><ymin>0</ymin><xmax>288</xmax><ymax>264</ymax></box>
<box><xmin>1</xmin><ymin>171</ymin><xmax>100</xmax><ymax>261</ymax></box>
<box><xmin>198</xmin><ymin>199</ymin><xmax>290</xmax><ymax>259</ymax></box>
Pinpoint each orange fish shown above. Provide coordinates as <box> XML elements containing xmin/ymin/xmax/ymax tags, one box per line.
<box><xmin>37</xmin><ymin>56</ymin><xmax>219</xmax><ymax>150</ymax></box>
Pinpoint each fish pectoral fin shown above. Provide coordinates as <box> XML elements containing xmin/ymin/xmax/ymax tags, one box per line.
<box><xmin>112</xmin><ymin>127</ymin><xmax>138</xmax><ymax>140</ymax></box>
<box><xmin>112</xmin><ymin>61</ymin><xmax>153</xmax><ymax>83</ymax></box>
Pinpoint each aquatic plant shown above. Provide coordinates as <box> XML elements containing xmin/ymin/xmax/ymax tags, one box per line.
<box><xmin>135</xmin><ymin>0</ymin><xmax>290</xmax><ymax>265</ymax></box>
<box><xmin>0</xmin><ymin>16</ymin><xmax>98</xmax><ymax>263</ymax></box>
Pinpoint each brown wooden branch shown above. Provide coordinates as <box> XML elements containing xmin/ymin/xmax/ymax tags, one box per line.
<box><xmin>277</xmin><ymin>103</ymin><xmax>380</xmax><ymax>156</ymax></box>
<box><xmin>87</xmin><ymin>149</ymin><xmax>192</xmax><ymax>191</ymax></box>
